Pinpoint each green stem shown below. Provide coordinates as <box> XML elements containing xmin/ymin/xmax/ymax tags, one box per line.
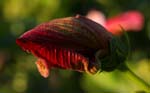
<box><xmin>124</xmin><ymin>64</ymin><xmax>150</xmax><ymax>91</ymax></box>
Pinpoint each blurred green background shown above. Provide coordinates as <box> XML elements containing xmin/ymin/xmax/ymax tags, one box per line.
<box><xmin>0</xmin><ymin>0</ymin><xmax>150</xmax><ymax>93</ymax></box>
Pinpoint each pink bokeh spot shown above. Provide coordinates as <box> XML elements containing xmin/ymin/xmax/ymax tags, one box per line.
<box><xmin>105</xmin><ymin>11</ymin><xmax>144</xmax><ymax>35</ymax></box>
<box><xmin>86</xmin><ymin>10</ymin><xmax>106</xmax><ymax>27</ymax></box>
<box><xmin>87</xmin><ymin>10</ymin><xmax>144</xmax><ymax>35</ymax></box>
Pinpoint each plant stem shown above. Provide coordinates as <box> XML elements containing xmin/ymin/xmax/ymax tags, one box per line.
<box><xmin>124</xmin><ymin>64</ymin><xmax>150</xmax><ymax>91</ymax></box>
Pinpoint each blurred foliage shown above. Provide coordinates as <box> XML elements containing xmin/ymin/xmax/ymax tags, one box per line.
<box><xmin>0</xmin><ymin>0</ymin><xmax>150</xmax><ymax>93</ymax></box>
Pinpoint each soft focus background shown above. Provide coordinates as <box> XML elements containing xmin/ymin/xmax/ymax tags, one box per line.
<box><xmin>0</xmin><ymin>0</ymin><xmax>150</xmax><ymax>93</ymax></box>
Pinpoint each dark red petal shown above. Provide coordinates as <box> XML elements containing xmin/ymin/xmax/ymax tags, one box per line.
<box><xmin>75</xmin><ymin>15</ymin><xmax>112</xmax><ymax>49</ymax></box>
<box><xmin>16</xmin><ymin>15</ymin><xmax>112</xmax><ymax>76</ymax></box>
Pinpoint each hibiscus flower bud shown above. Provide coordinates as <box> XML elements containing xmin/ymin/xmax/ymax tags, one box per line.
<box><xmin>16</xmin><ymin>15</ymin><xmax>128</xmax><ymax>78</ymax></box>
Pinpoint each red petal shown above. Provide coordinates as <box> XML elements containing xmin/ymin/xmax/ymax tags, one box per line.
<box><xmin>16</xmin><ymin>15</ymin><xmax>112</xmax><ymax>76</ymax></box>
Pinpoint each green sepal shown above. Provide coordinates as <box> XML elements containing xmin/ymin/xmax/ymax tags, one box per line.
<box><xmin>95</xmin><ymin>30</ymin><xmax>129</xmax><ymax>72</ymax></box>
